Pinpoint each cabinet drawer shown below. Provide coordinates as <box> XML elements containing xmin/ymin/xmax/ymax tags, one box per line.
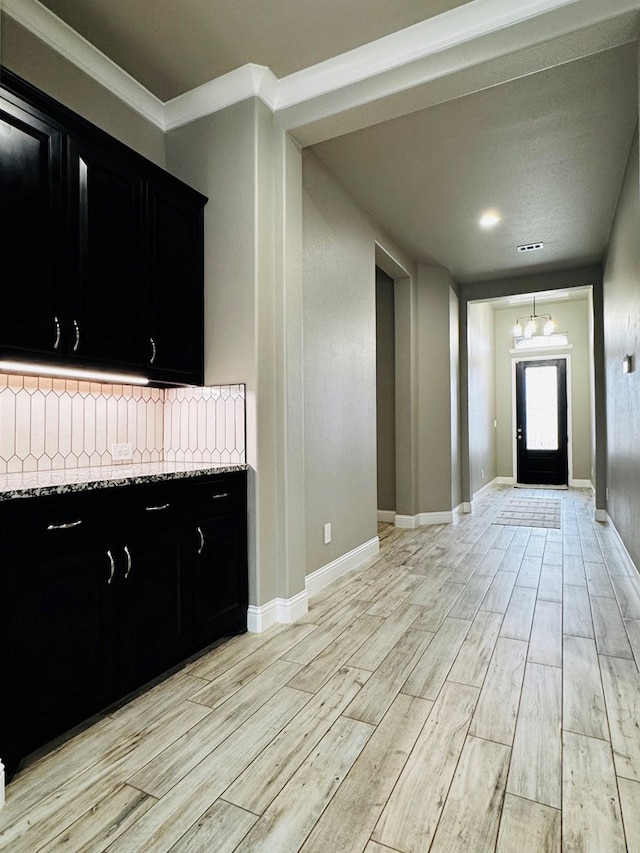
<box><xmin>188</xmin><ymin>477</ymin><xmax>245</xmax><ymax>518</ymax></box>
<box><xmin>2</xmin><ymin>495</ymin><xmax>102</xmax><ymax>558</ymax></box>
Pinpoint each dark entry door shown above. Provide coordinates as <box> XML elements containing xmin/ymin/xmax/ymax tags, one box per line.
<box><xmin>516</xmin><ymin>359</ymin><xmax>568</xmax><ymax>485</ymax></box>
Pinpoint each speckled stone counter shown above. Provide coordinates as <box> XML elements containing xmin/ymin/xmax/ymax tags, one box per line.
<box><xmin>0</xmin><ymin>461</ymin><xmax>249</xmax><ymax>501</ymax></box>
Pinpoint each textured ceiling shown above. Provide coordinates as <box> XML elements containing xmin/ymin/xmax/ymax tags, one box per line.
<box><xmin>36</xmin><ymin>0</ymin><xmax>472</xmax><ymax>100</ymax></box>
<box><xmin>312</xmin><ymin>43</ymin><xmax>638</xmax><ymax>283</ymax></box>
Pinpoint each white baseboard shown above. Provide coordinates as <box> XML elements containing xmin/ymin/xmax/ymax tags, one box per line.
<box><xmin>248</xmin><ymin>536</ymin><xmax>380</xmax><ymax>631</ymax></box>
<box><xmin>594</xmin><ymin>508</ymin><xmax>607</xmax><ymax>523</ymax></box>
<box><xmin>306</xmin><ymin>536</ymin><xmax>380</xmax><ymax>598</ymax></box>
<box><xmin>377</xmin><ymin>510</ymin><xmax>396</xmax><ymax>523</ymax></box>
<box><xmin>247</xmin><ymin>589</ymin><xmax>308</xmax><ymax>633</ymax></box>
<box><xmin>569</xmin><ymin>479</ymin><xmax>593</xmax><ymax>489</ymax></box>
<box><xmin>461</xmin><ymin>502</ymin><xmax>473</xmax><ymax>514</ymax></box>
<box><xmin>496</xmin><ymin>476</ymin><xmax>516</xmax><ymax>485</ymax></box>
<box><xmin>395</xmin><ymin>514</ymin><xmax>418</xmax><ymax>529</ymax></box>
<box><xmin>604</xmin><ymin>513</ymin><xmax>639</xmax><ymax>576</ymax></box>
<box><xmin>418</xmin><ymin>511</ymin><xmax>453</xmax><ymax>525</ymax></box>
<box><xmin>473</xmin><ymin>477</ymin><xmax>499</xmax><ymax>499</ymax></box>
<box><xmin>395</xmin><ymin>511</ymin><xmax>454</xmax><ymax>527</ymax></box>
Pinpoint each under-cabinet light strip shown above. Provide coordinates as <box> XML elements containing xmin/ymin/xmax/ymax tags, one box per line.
<box><xmin>0</xmin><ymin>360</ymin><xmax>149</xmax><ymax>386</ymax></box>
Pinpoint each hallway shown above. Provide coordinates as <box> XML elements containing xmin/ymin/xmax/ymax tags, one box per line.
<box><xmin>1</xmin><ymin>485</ymin><xmax>640</xmax><ymax>851</ymax></box>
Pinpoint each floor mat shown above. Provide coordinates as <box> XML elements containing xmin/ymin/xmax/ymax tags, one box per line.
<box><xmin>494</xmin><ymin>497</ymin><xmax>562</xmax><ymax>529</ymax></box>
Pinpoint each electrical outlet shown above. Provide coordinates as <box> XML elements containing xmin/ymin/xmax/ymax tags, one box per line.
<box><xmin>111</xmin><ymin>442</ymin><xmax>133</xmax><ymax>461</ymax></box>
<box><xmin>323</xmin><ymin>522</ymin><xmax>332</xmax><ymax>544</ymax></box>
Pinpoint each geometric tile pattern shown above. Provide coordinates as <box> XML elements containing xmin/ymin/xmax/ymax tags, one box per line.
<box><xmin>164</xmin><ymin>384</ymin><xmax>245</xmax><ymax>465</ymax></box>
<box><xmin>0</xmin><ymin>372</ymin><xmax>245</xmax><ymax>474</ymax></box>
<box><xmin>494</xmin><ymin>497</ymin><xmax>562</xmax><ymax>529</ymax></box>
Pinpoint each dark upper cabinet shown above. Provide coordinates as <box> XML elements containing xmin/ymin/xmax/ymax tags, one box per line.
<box><xmin>145</xmin><ymin>179</ymin><xmax>204</xmax><ymax>384</ymax></box>
<box><xmin>67</xmin><ymin>137</ymin><xmax>143</xmax><ymax>366</ymax></box>
<box><xmin>0</xmin><ymin>71</ymin><xmax>206</xmax><ymax>384</ymax></box>
<box><xmin>0</xmin><ymin>98</ymin><xmax>62</xmax><ymax>356</ymax></box>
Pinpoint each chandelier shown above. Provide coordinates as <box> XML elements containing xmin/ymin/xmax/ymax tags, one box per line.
<box><xmin>512</xmin><ymin>296</ymin><xmax>555</xmax><ymax>339</ymax></box>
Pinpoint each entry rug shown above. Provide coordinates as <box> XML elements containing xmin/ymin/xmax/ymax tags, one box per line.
<box><xmin>495</xmin><ymin>497</ymin><xmax>561</xmax><ymax>529</ymax></box>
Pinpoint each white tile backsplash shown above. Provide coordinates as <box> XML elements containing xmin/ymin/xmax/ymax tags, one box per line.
<box><xmin>0</xmin><ymin>374</ymin><xmax>245</xmax><ymax>473</ymax></box>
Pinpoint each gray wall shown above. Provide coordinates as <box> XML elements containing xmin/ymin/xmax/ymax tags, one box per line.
<box><xmin>416</xmin><ymin>265</ymin><xmax>460</xmax><ymax>514</ymax></box>
<box><xmin>1</xmin><ymin>15</ymin><xmax>165</xmax><ymax>166</ymax></box>
<box><xmin>303</xmin><ymin>151</ymin><xmax>420</xmax><ymax>573</ymax></box>
<box><xmin>167</xmin><ymin>99</ymin><xmax>307</xmax><ymax>607</ymax></box>
<box><xmin>376</xmin><ymin>268</ymin><xmax>396</xmax><ymax>512</ymax></box>
<box><xmin>603</xmin><ymin>128</ymin><xmax>640</xmax><ymax>568</ymax></box>
<box><xmin>494</xmin><ymin>299</ymin><xmax>593</xmax><ymax>483</ymax></box>
<box><xmin>303</xmin><ymin>151</ymin><xmax>378</xmax><ymax>572</ymax></box>
<box><xmin>467</xmin><ymin>302</ymin><xmax>497</xmax><ymax>496</ymax></box>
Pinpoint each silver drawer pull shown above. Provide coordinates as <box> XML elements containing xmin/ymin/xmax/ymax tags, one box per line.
<box><xmin>47</xmin><ymin>520</ymin><xmax>82</xmax><ymax>530</ymax></box>
<box><xmin>124</xmin><ymin>545</ymin><xmax>132</xmax><ymax>579</ymax></box>
<box><xmin>73</xmin><ymin>319</ymin><xmax>81</xmax><ymax>352</ymax></box>
<box><xmin>211</xmin><ymin>493</ymin><xmax>230</xmax><ymax>500</ymax></box>
<box><xmin>149</xmin><ymin>337</ymin><xmax>157</xmax><ymax>364</ymax></box>
<box><xmin>145</xmin><ymin>503</ymin><xmax>170</xmax><ymax>511</ymax></box>
<box><xmin>196</xmin><ymin>526</ymin><xmax>204</xmax><ymax>555</ymax></box>
<box><xmin>107</xmin><ymin>550</ymin><xmax>115</xmax><ymax>584</ymax></box>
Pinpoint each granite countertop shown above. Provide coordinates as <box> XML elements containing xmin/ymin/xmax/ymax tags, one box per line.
<box><xmin>0</xmin><ymin>461</ymin><xmax>249</xmax><ymax>501</ymax></box>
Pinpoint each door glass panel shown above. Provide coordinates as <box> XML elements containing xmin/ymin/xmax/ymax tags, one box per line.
<box><xmin>525</xmin><ymin>365</ymin><xmax>558</xmax><ymax>450</ymax></box>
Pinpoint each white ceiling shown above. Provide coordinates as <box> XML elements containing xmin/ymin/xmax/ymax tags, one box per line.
<box><xmin>35</xmin><ymin>0</ymin><xmax>474</xmax><ymax>101</ymax></box>
<box><xmin>20</xmin><ymin>0</ymin><xmax>640</xmax><ymax>285</ymax></box>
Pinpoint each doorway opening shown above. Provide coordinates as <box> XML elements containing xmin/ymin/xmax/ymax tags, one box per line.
<box><xmin>515</xmin><ymin>357</ymin><xmax>569</xmax><ymax>486</ymax></box>
<box><xmin>375</xmin><ymin>266</ymin><xmax>396</xmax><ymax>520</ymax></box>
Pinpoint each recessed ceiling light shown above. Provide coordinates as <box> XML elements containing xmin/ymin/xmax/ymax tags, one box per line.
<box><xmin>479</xmin><ymin>211</ymin><xmax>501</xmax><ymax>229</ymax></box>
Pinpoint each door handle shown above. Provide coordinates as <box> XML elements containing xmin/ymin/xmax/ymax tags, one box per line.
<box><xmin>107</xmin><ymin>550</ymin><xmax>115</xmax><ymax>584</ymax></box>
<box><xmin>124</xmin><ymin>545</ymin><xmax>132</xmax><ymax>579</ymax></box>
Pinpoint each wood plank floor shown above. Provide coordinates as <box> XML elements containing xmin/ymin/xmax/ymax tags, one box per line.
<box><xmin>3</xmin><ymin>485</ymin><xmax>640</xmax><ymax>851</ymax></box>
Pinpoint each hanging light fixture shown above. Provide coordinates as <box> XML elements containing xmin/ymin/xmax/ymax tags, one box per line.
<box><xmin>513</xmin><ymin>296</ymin><xmax>555</xmax><ymax>339</ymax></box>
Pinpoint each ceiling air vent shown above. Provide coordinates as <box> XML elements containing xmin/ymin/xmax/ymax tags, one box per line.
<box><xmin>517</xmin><ymin>242</ymin><xmax>544</xmax><ymax>254</ymax></box>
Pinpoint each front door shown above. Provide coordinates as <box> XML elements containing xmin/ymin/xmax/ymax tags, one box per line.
<box><xmin>515</xmin><ymin>358</ymin><xmax>568</xmax><ymax>485</ymax></box>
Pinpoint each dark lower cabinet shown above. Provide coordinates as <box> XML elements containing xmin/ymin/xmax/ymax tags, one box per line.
<box><xmin>6</xmin><ymin>546</ymin><xmax>112</xmax><ymax>759</ymax></box>
<box><xmin>0</xmin><ymin>470</ymin><xmax>247</xmax><ymax>781</ymax></box>
<box><xmin>116</xmin><ymin>528</ymin><xmax>188</xmax><ymax>690</ymax></box>
<box><xmin>193</xmin><ymin>512</ymin><xmax>247</xmax><ymax>644</ymax></box>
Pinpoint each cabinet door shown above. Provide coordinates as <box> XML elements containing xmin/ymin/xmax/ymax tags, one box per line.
<box><xmin>116</xmin><ymin>528</ymin><xmax>188</xmax><ymax>688</ymax></box>
<box><xmin>146</xmin><ymin>181</ymin><xmax>204</xmax><ymax>384</ymax></box>
<box><xmin>67</xmin><ymin>138</ymin><xmax>142</xmax><ymax>367</ymax></box>
<box><xmin>192</xmin><ymin>512</ymin><xmax>247</xmax><ymax>644</ymax></box>
<box><xmin>0</xmin><ymin>99</ymin><xmax>63</xmax><ymax>356</ymax></box>
<box><xmin>5</xmin><ymin>547</ymin><xmax>113</xmax><ymax>760</ymax></box>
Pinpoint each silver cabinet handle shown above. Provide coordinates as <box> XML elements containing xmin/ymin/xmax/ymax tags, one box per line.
<box><xmin>149</xmin><ymin>337</ymin><xmax>156</xmax><ymax>364</ymax></box>
<box><xmin>107</xmin><ymin>550</ymin><xmax>115</xmax><ymax>584</ymax></box>
<box><xmin>145</xmin><ymin>503</ymin><xmax>170</xmax><ymax>511</ymax></box>
<box><xmin>196</xmin><ymin>526</ymin><xmax>204</xmax><ymax>555</ymax></box>
<box><xmin>73</xmin><ymin>319</ymin><xmax>81</xmax><ymax>352</ymax></box>
<box><xmin>212</xmin><ymin>493</ymin><xmax>230</xmax><ymax>500</ymax></box>
<box><xmin>47</xmin><ymin>519</ymin><xmax>82</xmax><ymax>530</ymax></box>
<box><xmin>124</xmin><ymin>545</ymin><xmax>132</xmax><ymax>579</ymax></box>
<box><xmin>53</xmin><ymin>316</ymin><xmax>61</xmax><ymax>350</ymax></box>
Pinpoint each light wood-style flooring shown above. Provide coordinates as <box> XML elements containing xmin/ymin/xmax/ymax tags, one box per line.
<box><xmin>2</xmin><ymin>485</ymin><xmax>640</xmax><ymax>851</ymax></box>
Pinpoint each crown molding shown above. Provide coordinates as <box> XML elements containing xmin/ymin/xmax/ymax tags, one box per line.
<box><xmin>3</xmin><ymin>0</ymin><xmax>165</xmax><ymax>127</ymax></box>
<box><xmin>164</xmin><ymin>65</ymin><xmax>278</xmax><ymax>131</ymax></box>
<box><xmin>274</xmin><ymin>0</ymin><xmax>583</xmax><ymax>110</ymax></box>
<box><xmin>4</xmin><ymin>0</ymin><xmax>639</xmax><ymax>134</ymax></box>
